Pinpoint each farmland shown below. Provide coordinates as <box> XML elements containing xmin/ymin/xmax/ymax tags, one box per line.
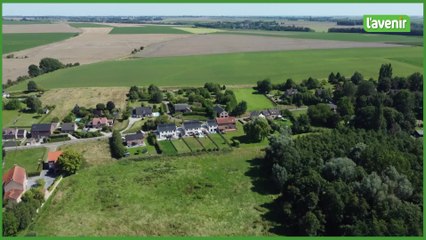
<box><xmin>68</xmin><ymin>23</ymin><xmax>111</xmax><ymax>28</ymax></box>
<box><xmin>232</xmin><ymin>88</ymin><xmax>275</xmax><ymax>111</ymax></box>
<box><xmin>7</xmin><ymin>46</ymin><xmax>422</xmax><ymax>91</ymax></box>
<box><xmin>109</xmin><ymin>26</ymin><xmax>191</xmax><ymax>34</ymax></box>
<box><xmin>28</xmin><ymin>147</ymin><xmax>278</xmax><ymax>236</ymax></box>
<box><xmin>3</xmin><ymin>33</ymin><xmax>78</xmax><ymax>54</ymax></box>
<box><xmin>174</xmin><ymin>27</ymin><xmax>224</xmax><ymax>34</ymax></box>
<box><xmin>3</xmin><ymin>148</ymin><xmax>47</xmax><ymax>176</ymax></box>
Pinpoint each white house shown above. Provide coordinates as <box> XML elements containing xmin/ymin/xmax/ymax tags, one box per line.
<box><xmin>157</xmin><ymin>123</ymin><xmax>178</xmax><ymax>140</ymax></box>
<box><xmin>205</xmin><ymin>119</ymin><xmax>218</xmax><ymax>133</ymax></box>
<box><xmin>182</xmin><ymin>121</ymin><xmax>203</xmax><ymax>136</ymax></box>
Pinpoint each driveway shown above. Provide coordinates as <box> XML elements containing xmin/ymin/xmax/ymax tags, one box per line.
<box><xmin>26</xmin><ymin>170</ymin><xmax>56</xmax><ymax>189</ymax></box>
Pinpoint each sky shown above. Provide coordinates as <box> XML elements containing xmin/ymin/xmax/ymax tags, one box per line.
<box><xmin>3</xmin><ymin>3</ymin><xmax>423</xmax><ymax>17</ymax></box>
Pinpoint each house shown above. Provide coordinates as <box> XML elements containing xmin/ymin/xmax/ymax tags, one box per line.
<box><xmin>3</xmin><ymin>165</ymin><xmax>27</xmax><ymax>206</ymax></box>
<box><xmin>205</xmin><ymin>119</ymin><xmax>218</xmax><ymax>133</ymax></box>
<box><xmin>328</xmin><ymin>103</ymin><xmax>338</xmax><ymax>113</ymax></box>
<box><xmin>261</xmin><ymin>110</ymin><xmax>272</xmax><ymax>118</ymax></box>
<box><xmin>61</xmin><ymin>122</ymin><xmax>77</xmax><ymax>134</ymax></box>
<box><xmin>284</xmin><ymin>88</ymin><xmax>299</xmax><ymax>97</ymax></box>
<box><xmin>90</xmin><ymin>117</ymin><xmax>113</xmax><ymax>128</ymax></box>
<box><xmin>413</xmin><ymin>129</ymin><xmax>423</xmax><ymax>138</ymax></box>
<box><xmin>132</xmin><ymin>107</ymin><xmax>153</xmax><ymax>118</ymax></box>
<box><xmin>216</xmin><ymin>117</ymin><xmax>237</xmax><ymax>132</ymax></box>
<box><xmin>250</xmin><ymin>111</ymin><xmax>265</xmax><ymax>119</ymax></box>
<box><xmin>16</xmin><ymin>129</ymin><xmax>27</xmax><ymax>139</ymax></box>
<box><xmin>213</xmin><ymin>105</ymin><xmax>229</xmax><ymax>118</ymax></box>
<box><xmin>265</xmin><ymin>109</ymin><xmax>280</xmax><ymax>119</ymax></box>
<box><xmin>173</xmin><ymin>104</ymin><xmax>192</xmax><ymax>113</ymax></box>
<box><xmin>157</xmin><ymin>123</ymin><xmax>178</xmax><ymax>139</ymax></box>
<box><xmin>124</xmin><ymin>132</ymin><xmax>145</xmax><ymax>147</ymax></box>
<box><xmin>31</xmin><ymin>123</ymin><xmax>55</xmax><ymax>139</ymax></box>
<box><xmin>183</xmin><ymin>121</ymin><xmax>203</xmax><ymax>136</ymax></box>
<box><xmin>3</xmin><ymin>128</ymin><xmax>17</xmax><ymax>140</ymax></box>
<box><xmin>47</xmin><ymin>151</ymin><xmax>63</xmax><ymax>169</ymax></box>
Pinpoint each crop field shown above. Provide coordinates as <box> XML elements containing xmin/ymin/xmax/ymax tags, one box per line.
<box><xmin>207</xmin><ymin>134</ymin><xmax>229</xmax><ymax>149</ymax></box>
<box><xmin>68</xmin><ymin>23</ymin><xmax>111</xmax><ymax>28</ymax></box>
<box><xmin>2</xmin><ymin>23</ymin><xmax>80</xmax><ymax>33</ymax></box>
<box><xmin>218</xmin><ymin>30</ymin><xmax>423</xmax><ymax>46</ymax></box>
<box><xmin>109</xmin><ymin>26</ymin><xmax>191</xmax><ymax>34</ymax></box>
<box><xmin>2</xmin><ymin>110</ymin><xmax>44</xmax><ymax>129</ymax></box>
<box><xmin>173</xmin><ymin>27</ymin><xmax>224</xmax><ymax>34</ymax></box>
<box><xmin>158</xmin><ymin>140</ymin><xmax>178</xmax><ymax>155</ymax></box>
<box><xmin>28</xmin><ymin>146</ymin><xmax>277</xmax><ymax>236</ymax></box>
<box><xmin>3</xmin><ymin>20</ymin><xmax>52</xmax><ymax>24</ymax></box>
<box><xmin>39</xmin><ymin>87</ymin><xmax>128</xmax><ymax>122</ymax></box>
<box><xmin>171</xmin><ymin>139</ymin><xmax>192</xmax><ymax>153</ymax></box>
<box><xmin>3</xmin><ymin>33</ymin><xmax>78</xmax><ymax>54</ymax></box>
<box><xmin>7</xmin><ymin>47</ymin><xmax>422</xmax><ymax>91</ymax></box>
<box><xmin>232</xmin><ymin>88</ymin><xmax>275</xmax><ymax>111</ymax></box>
<box><xmin>3</xmin><ymin>148</ymin><xmax>47</xmax><ymax>176</ymax></box>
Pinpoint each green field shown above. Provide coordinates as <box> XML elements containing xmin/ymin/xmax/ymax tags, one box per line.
<box><xmin>207</xmin><ymin>134</ymin><xmax>230</xmax><ymax>149</ymax></box>
<box><xmin>158</xmin><ymin>140</ymin><xmax>177</xmax><ymax>155</ymax></box>
<box><xmin>68</xmin><ymin>23</ymin><xmax>111</xmax><ymax>28</ymax></box>
<box><xmin>3</xmin><ymin>148</ymin><xmax>47</xmax><ymax>176</ymax></box>
<box><xmin>109</xmin><ymin>26</ymin><xmax>191</xmax><ymax>34</ymax></box>
<box><xmin>7</xmin><ymin>47</ymin><xmax>422</xmax><ymax>91</ymax></box>
<box><xmin>197</xmin><ymin>137</ymin><xmax>217</xmax><ymax>150</ymax></box>
<box><xmin>3</xmin><ymin>33</ymin><xmax>77</xmax><ymax>54</ymax></box>
<box><xmin>2</xmin><ymin>110</ymin><xmax>44</xmax><ymax>128</ymax></box>
<box><xmin>233</xmin><ymin>88</ymin><xmax>275</xmax><ymax>111</ymax></box>
<box><xmin>183</xmin><ymin>137</ymin><xmax>205</xmax><ymax>151</ymax></box>
<box><xmin>171</xmin><ymin>139</ymin><xmax>192</xmax><ymax>153</ymax></box>
<box><xmin>218</xmin><ymin>31</ymin><xmax>423</xmax><ymax>46</ymax></box>
<box><xmin>3</xmin><ymin>20</ymin><xmax>51</xmax><ymax>24</ymax></box>
<box><xmin>28</xmin><ymin>147</ymin><xmax>277</xmax><ymax>236</ymax></box>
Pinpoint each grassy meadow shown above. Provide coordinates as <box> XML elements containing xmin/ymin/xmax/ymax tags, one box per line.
<box><xmin>7</xmin><ymin>47</ymin><xmax>423</xmax><ymax>91</ymax></box>
<box><xmin>28</xmin><ymin>147</ymin><xmax>278</xmax><ymax>236</ymax></box>
<box><xmin>3</xmin><ymin>33</ymin><xmax>77</xmax><ymax>54</ymax></box>
<box><xmin>3</xmin><ymin>148</ymin><xmax>47</xmax><ymax>176</ymax></box>
<box><xmin>233</xmin><ymin>88</ymin><xmax>275</xmax><ymax>111</ymax></box>
<box><xmin>109</xmin><ymin>26</ymin><xmax>191</xmax><ymax>34</ymax></box>
<box><xmin>2</xmin><ymin>110</ymin><xmax>45</xmax><ymax>129</ymax></box>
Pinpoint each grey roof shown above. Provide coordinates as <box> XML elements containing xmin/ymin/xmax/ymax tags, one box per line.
<box><xmin>183</xmin><ymin>121</ymin><xmax>202</xmax><ymax>130</ymax></box>
<box><xmin>207</xmin><ymin>119</ymin><xmax>218</xmax><ymax>127</ymax></box>
<box><xmin>213</xmin><ymin>105</ymin><xmax>226</xmax><ymax>114</ymax></box>
<box><xmin>415</xmin><ymin>129</ymin><xmax>423</xmax><ymax>136</ymax></box>
<box><xmin>3</xmin><ymin>141</ymin><xmax>20</xmax><ymax>147</ymax></box>
<box><xmin>31</xmin><ymin>124</ymin><xmax>52</xmax><ymax>132</ymax></box>
<box><xmin>174</xmin><ymin>103</ymin><xmax>191</xmax><ymax>111</ymax></box>
<box><xmin>125</xmin><ymin>132</ymin><xmax>145</xmax><ymax>141</ymax></box>
<box><xmin>261</xmin><ymin>110</ymin><xmax>271</xmax><ymax>116</ymax></box>
<box><xmin>133</xmin><ymin>107</ymin><xmax>152</xmax><ymax>116</ymax></box>
<box><xmin>157</xmin><ymin>123</ymin><xmax>177</xmax><ymax>132</ymax></box>
<box><xmin>268</xmin><ymin>109</ymin><xmax>280</xmax><ymax>116</ymax></box>
<box><xmin>250</xmin><ymin>111</ymin><xmax>261</xmax><ymax>118</ymax></box>
<box><xmin>61</xmin><ymin>123</ymin><xmax>76</xmax><ymax>131</ymax></box>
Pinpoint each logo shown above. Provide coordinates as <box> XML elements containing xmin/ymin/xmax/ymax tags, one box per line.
<box><xmin>363</xmin><ymin>15</ymin><xmax>410</xmax><ymax>32</ymax></box>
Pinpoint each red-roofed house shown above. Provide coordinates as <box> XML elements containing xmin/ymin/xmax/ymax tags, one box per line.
<box><xmin>47</xmin><ymin>151</ymin><xmax>63</xmax><ymax>169</ymax></box>
<box><xmin>216</xmin><ymin>117</ymin><xmax>237</xmax><ymax>132</ymax></box>
<box><xmin>3</xmin><ymin>165</ymin><xmax>27</xmax><ymax>206</ymax></box>
<box><xmin>90</xmin><ymin>117</ymin><xmax>113</xmax><ymax>129</ymax></box>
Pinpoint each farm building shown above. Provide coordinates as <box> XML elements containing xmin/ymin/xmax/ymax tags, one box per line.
<box><xmin>31</xmin><ymin>123</ymin><xmax>55</xmax><ymax>139</ymax></box>
<box><xmin>61</xmin><ymin>123</ymin><xmax>77</xmax><ymax>134</ymax></box>
<box><xmin>183</xmin><ymin>121</ymin><xmax>203</xmax><ymax>136</ymax></box>
<box><xmin>3</xmin><ymin>165</ymin><xmax>27</xmax><ymax>206</ymax></box>
<box><xmin>213</xmin><ymin>105</ymin><xmax>229</xmax><ymax>118</ymax></box>
<box><xmin>124</xmin><ymin>132</ymin><xmax>145</xmax><ymax>147</ymax></box>
<box><xmin>157</xmin><ymin>123</ymin><xmax>178</xmax><ymax>139</ymax></box>
<box><xmin>216</xmin><ymin>117</ymin><xmax>237</xmax><ymax>132</ymax></box>
<box><xmin>132</xmin><ymin>107</ymin><xmax>153</xmax><ymax>118</ymax></box>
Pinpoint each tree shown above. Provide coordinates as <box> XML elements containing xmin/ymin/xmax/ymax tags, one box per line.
<box><xmin>328</xmin><ymin>72</ymin><xmax>337</xmax><ymax>84</ymax></box>
<box><xmin>291</xmin><ymin>114</ymin><xmax>311</xmax><ymax>134</ymax></box>
<box><xmin>2</xmin><ymin>211</ymin><xmax>19</xmax><ymax>236</ymax></box>
<box><xmin>28</xmin><ymin>64</ymin><xmax>41</xmax><ymax>77</ymax></box>
<box><xmin>377</xmin><ymin>77</ymin><xmax>391</xmax><ymax>92</ymax></box>
<box><xmin>27</xmin><ymin>80</ymin><xmax>38</xmax><ymax>92</ymax></box>
<box><xmin>393</xmin><ymin>90</ymin><xmax>414</xmax><ymax>115</ymax></box>
<box><xmin>57</xmin><ymin>150</ymin><xmax>84</xmax><ymax>175</ymax></box>
<box><xmin>356</xmin><ymin>80</ymin><xmax>376</xmax><ymax>97</ymax></box>
<box><xmin>304</xmin><ymin>77</ymin><xmax>320</xmax><ymax>90</ymax></box>
<box><xmin>39</xmin><ymin>57</ymin><xmax>64</xmax><ymax>73</ymax></box>
<box><xmin>148</xmin><ymin>84</ymin><xmax>160</xmax><ymax>94</ymax></box>
<box><xmin>151</xmin><ymin>91</ymin><xmax>163</xmax><ymax>103</ymax></box>
<box><xmin>243</xmin><ymin>118</ymin><xmax>271</xmax><ymax>142</ymax></box>
<box><xmin>25</xmin><ymin>96</ymin><xmax>42</xmax><ymax>113</ymax></box>
<box><xmin>408</xmin><ymin>72</ymin><xmax>423</xmax><ymax>92</ymax></box>
<box><xmin>142</xmin><ymin>119</ymin><xmax>156</xmax><ymax>131</ymax></box>
<box><xmin>96</xmin><ymin>103</ymin><xmax>106</xmax><ymax>111</ymax></box>
<box><xmin>256</xmin><ymin>79</ymin><xmax>272</xmax><ymax>94</ymax></box>
<box><xmin>337</xmin><ymin>97</ymin><xmax>354</xmax><ymax>117</ymax></box>
<box><xmin>284</xmin><ymin>78</ymin><xmax>296</xmax><ymax>90</ymax></box>
<box><xmin>308</xmin><ymin>103</ymin><xmax>340</xmax><ymax>128</ymax></box>
<box><xmin>110</xmin><ymin>130</ymin><xmax>126</xmax><ymax>159</ymax></box>
<box><xmin>351</xmin><ymin>71</ymin><xmax>364</xmax><ymax>85</ymax></box>
<box><xmin>4</xmin><ymin>99</ymin><xmax>22</xmax><ymax>110</ymax></box>
<box><xmin>106</xmin><ymin>101</ymin><xmax>115</xmax><ymax>111</ymax></box>
<box><xmin>147</xmin><ymin>132</ymin><xmax>157</xmax><ymax>146</ymax></box>
<box><xmin>379</xmin><ymin>63</ymin><xmax>392</xmax><ymax>80</ymax></box>
<box><xmin>231</xmin><ymin>101</ymin><xmax>247</xmax><ymax>116</ymax></box>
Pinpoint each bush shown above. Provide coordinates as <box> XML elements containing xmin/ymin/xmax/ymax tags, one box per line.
<box><xmin>110</xmin><ymin>130</ymin><xmax>126</xmax><ymax>159</ymax></box>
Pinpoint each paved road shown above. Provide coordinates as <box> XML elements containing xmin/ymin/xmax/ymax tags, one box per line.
<box><xmin>26</xmin><ymin>170</ymin><xmax>56</xmax><ymax>190</ymax></box>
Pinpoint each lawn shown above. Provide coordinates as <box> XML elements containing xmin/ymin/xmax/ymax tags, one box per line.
<box><xmin>7</xmin><ymin>47</ymin><xmax>422</xmax><ymax>91</ymax></box>
<box><xmin>3</xmin><ymin>148</ymin><xmax>47</xmax><ymax>176</ymax></box>
<box><xmin>207</xmin><ymin>134</ymin><xmax>230</xmax><ymax>149</ymax></box>
<box><xmin>113</xmin><ymin>119</ymin><xmax>129</xmax><ymax>131</ymax></box>
<box><xmin>171</xmin><ymin>139</ymin><xmax>192</xmax><ymax>153</ymax></box>
<box><xmin>158</xmin><ymin>140</ymin><xmax>178</xmax><ymax>155</ymax></box>
<box><xmin>3</xmin><ymin>33</ymin><xmax>78</xmax><ymax>54</ymax></box>
<box><xmin>197</xmin><ymin>137</ymin><xmax>217</xmax><ymax>150</ymax></box>
<box><xmin>183</xmin><ymin>137</ymin><xmax>204</xmax><ymax>151</ymax></box>
<box><xmin>109</xmin><ymin>26</ymin><xmax>191</xmax><ymax>34</ymax></box>
<box><xmin>2</xmin><ymin>110</ymin><xmax>44</xmax><ymax>129</ymax></box>
<box><xmin>68</xmin><ymin>23</ymin><xmax>111</xmax><ymax>28</ymax></box>
<box><xmin>59</xmin><ymin>139</ymin><xmax>113</xmax><ymax>167</ymax></box>
<box><xmin>28</xmin><ymin>146</ymin><xmax>278</xmax><ymax>236</ymax></box>
<box><xmin>232</xmin><ymin>88</ymin><xmax>275</xmax><ymax>111</ymax></box>
<box><xmin>123</xmin><ymin>119</ymin><xmax>146</xmax><ymax>134</ymax></box>
<box><xmin>221</xmin><ymin>122</ymin><xmax>269</xmax><ymax>148</ymax></box>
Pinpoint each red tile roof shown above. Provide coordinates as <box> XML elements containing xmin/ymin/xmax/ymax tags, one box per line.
<box><xmin>4</xmin><ymin>189</ymin><xmax>24</xmax><ymax>200</ymax></box>
<box><xmin>92</xmin><ymin>117</ymin><xmax>108</xmax><ymax>125</ymax></box>
<box><xmin>47</xmin><ymin>151</ymin><xmax>63</xmax><ymax>162</ymax></box>
<box><xmin>2</xmin><ymin>165</ymin><xmax>26</xmax><ymax>186</ymax></box>
<box><xmin>216</xmin><ymin>117</ymin><xmax>236</xmax><ymax>125</ymax></box>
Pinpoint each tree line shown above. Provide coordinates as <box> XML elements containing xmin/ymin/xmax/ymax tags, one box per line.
<box><xmin>195</xmin><ymin>20</ymin><xmax>313</xmax><ymax>32</ymax></box>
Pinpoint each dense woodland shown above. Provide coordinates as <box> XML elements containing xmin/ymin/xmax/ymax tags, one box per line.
<box><xmin>195</xmin><ymin>20</ymin><xmax>313</xmax><ymax>32</ymax></box>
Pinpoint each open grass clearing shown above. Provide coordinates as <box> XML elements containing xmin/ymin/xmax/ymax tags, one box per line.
<box><xmin>2</xmin><ymin>110</ymin><xmax>44</xmax><ymax>129</ymax></box>
<box><xmin>28</xmin><ymin>147</ymin><xmax>277</xmax><ymax>236</ymax></box>
<box><xmin>3</xmin><ymin>33</ymin><xmax>78</xmax><ymax>54</ymax></box>
<box><xmin>158</xmin><ymin>140</ymin><xmax>177</xmax><ymax>155</ymax></box>
<box><xmin>109</xmin><ymin>26</ymin><xmax>191</xmax><ymax>34</ymax></box>
<box><xmin>232</xmin><ymin>88</ymin><xmax>275</xmax><ymax>111</ymax></box>
<box><xmin>222</xmin><ymin>122</ymin><xmax>269</xmax><ymax>148</ymax></box>
<box><xmin>171</xmin><ymin>139</ymin><xmax>192</xmax><ymax>153</ymax></box>
<box><xmin>3</xmin><ymin>147</ymin><xmax>47</xmax><ymax>176</ymax></box>
<box><xmin>8</xmin><ymin>47</ymin><xmax>422</xmax><ymax>90</ymax></box>
<box><xmin>59</xmin><ymin>139</ymin><xmax>113</xmax><ymax>167</ymax></box>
